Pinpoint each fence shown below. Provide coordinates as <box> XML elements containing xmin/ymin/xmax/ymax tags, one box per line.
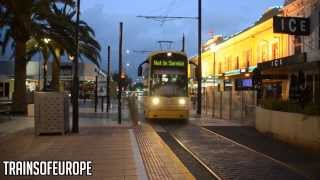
<box><xmin>202</xmin><ymin>88</ymin><xmax>256</xmax><ymax>125</ymax></box>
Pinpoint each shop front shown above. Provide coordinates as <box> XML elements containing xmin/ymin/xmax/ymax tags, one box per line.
<box><xmin>257</xmin><ymin>53</ymin><xmax>320</xmax><ymax>104</ymax></box>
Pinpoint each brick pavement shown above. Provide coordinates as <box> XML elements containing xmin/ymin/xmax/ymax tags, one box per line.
<box><xmin>164</xmin><ymin>124</ymin><xmax>307</xmax><ymax>180</ymax></box>
<box><xmin>134</xmin><ymin>123</ymin><xmax>195</xmax><ymax>180</ymax></box>
<box><xmin>0</xmin><ymin>100</ymin><xmax>148</xmax><ymax>180</ymax></box>
<box><xmin>204</xmin><ymin>126</ymin><xmax>320</xmax><ymax>179</ymax></box>
<box><xmin>0</xmin><ymin>127</ymin><xmax>148</xmax><ymax>180</ymax></box>
<box><xmin>0</xmin><ymin>99</ymin><xmax>198</xmax><ymax>180</ymax></box>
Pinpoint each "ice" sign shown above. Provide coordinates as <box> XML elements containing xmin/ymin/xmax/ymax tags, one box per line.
<box><xmin>273</xmin><ymin>16</ymin><xmax>310</xmax><ymax>36</ymax></box>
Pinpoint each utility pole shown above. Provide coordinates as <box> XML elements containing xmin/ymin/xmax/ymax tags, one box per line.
<box><xmin>118</xmin><ymin>22</ymin><xmax>123</xmax><ymax>124</ymax></box>
<box><xmin>95</xmin><ymin>75</ymin><xmax>98</xmax><ymax>112</ymax></box>
<box><xmin>182</xmin><ymin>33</ymin><xmax>185</xmax><ymax>53</ymax></box>
<box><xmin>72</xmin><ymin>0</ymin><xmax>80</xmax><ymax>133</ymax></box>
<box><xmin>197</xmin><ymin>0</ymin><xmax>202</xmax><ymax>115</ymax></box>
<box><xmin>212</xmin><ymin>52</ymin><xmax>215</xmax><ymax>118</ymax></box>
<box><xmin>101</xmin><ymin>76</ymin><xmax>104</xmax><ymax>112</ymax></box>
<box><xmin>106</xmin><ymin>46</ymin><xmax>111</xmax><ymax>112</ymax></box>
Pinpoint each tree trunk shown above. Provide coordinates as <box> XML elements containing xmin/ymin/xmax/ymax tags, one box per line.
<box><xmin>12</xmin><ymin>41</ymin><xmax>27</xmax><ymax>114</ymax></box>
<box><xmin>51</xmin><ymin>48</ymin><xmax>61</xmax><ymax>91</ymax></box>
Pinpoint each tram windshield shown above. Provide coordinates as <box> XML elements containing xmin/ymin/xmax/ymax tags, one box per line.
<box><xmin>151</xmin><ymin>70</ymin><xmax>187</xmax><ymax>97</ymax></box>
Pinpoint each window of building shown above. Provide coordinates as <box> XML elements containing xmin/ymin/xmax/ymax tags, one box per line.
<box><xmin>245</xmin><ymin>49</ymin><xmax>252</xmax><ymax>67</ymax></box>
<box><xmin>235</xmin><ymin>56</ymin><xmax>239</xmax><ymax>69</ymax></box>
<box><xmin>4</xmin><ymin>83</ymin><xmax>9</xmax><ymax>97</ymax></box>
<box><xmin>294</xmin><ymin>36</ymin><xmax>302</xmax><ymax>54</ymax></box>
<box><xmin>0</xmin><ymin>83</ymin><xmax>3</xmax><ymax>97</ymax></box>
<box><xmin>261</xmin><ymin>43</ymin><xmax>268</xmax><ymax>62</ymax></box>
<box><xmin>272</xmin><ymin>42</ymin><xmax>279</xmax><ymax>59</ymax></box>
<box><xmin>0</xmin><ymin>82</ymin><xmax>9</xmax><ymax>98</ymax></box>
<box><xmin>218</xmin><ymin>62</ymin><xmax>222</xmax><ymax>74</ymax></box>
<box><xmin>224</xmin><ymin>56</ymin><xmax>232</xmax><ymax>71</ymax></box>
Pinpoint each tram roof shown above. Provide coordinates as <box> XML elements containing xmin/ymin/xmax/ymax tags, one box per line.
<box><xmin>145</xmin><ymin>51</ymin><xmax>187</xmax><ymax>61</ymax></box>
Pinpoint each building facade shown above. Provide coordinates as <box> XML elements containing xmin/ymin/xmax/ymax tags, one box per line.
<box><xmin>0</xmin><ymin>60</ymin><xmax>104</xmax><ymax>101</ymax></box>
<box><xmin>191</xmin><ymin>0</ymin><xmax>320</xmax><ymax>122</ymax></box>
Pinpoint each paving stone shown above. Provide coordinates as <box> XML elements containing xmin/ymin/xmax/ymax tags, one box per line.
<box><xmin>164</xmin><ymin>124</ymin><xmax>308</xmax><ymax>180</ymax></box>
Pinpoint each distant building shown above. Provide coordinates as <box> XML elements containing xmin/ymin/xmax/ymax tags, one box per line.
<box><xmin>0</xmin><ymin>60</ymin><xmax>105</xmax><ymax>100</ymax></box>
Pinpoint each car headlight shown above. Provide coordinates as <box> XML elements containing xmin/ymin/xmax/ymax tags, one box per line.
<box><xmin>179</xmin><ymin>98</ymin><xmax>186</xmax><ymax>105</ymax></box>
<box><xmin>152</xmin><ymin>97</ymin><xmax>160</xmax><ymax>105</ymax></box>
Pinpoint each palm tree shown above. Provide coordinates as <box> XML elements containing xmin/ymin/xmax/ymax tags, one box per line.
<box><xmin>0</xmin><ymin>0</ymin><xmax>75</xmax><ymax>113</ymax></box>
<box><xmin>0</xmin><ymin>0</ymin><xmax>55</xmax><ymax>113</ymax></box>
<box><xmin>42</xmin><ymin>2</ymin><xmax>101</xmax><ymax>91</ymax></box>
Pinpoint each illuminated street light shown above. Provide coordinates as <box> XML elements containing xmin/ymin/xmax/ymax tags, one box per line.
<box><xmin>42</xmin><ymin>38</ymin><xmax>51</xmax><ymax>91</ymax></box>
<box><xmin>43</xmin><ymin>38</ymin><xmax>51</xmax><ymax>44</ymax></box>
<box><xmin>69</xmin><ymin>55</ymin><xmax>75</xmax><ymax>61</ymax></box>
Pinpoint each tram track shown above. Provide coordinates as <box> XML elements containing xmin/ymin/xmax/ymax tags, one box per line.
<box><xmin>152</xmin><ymin>122</ymin><xmax>308</xmax><ymax>180</ymax></box>
<box><xmin>132</xmin><ymin>99</ymin><xmax>308</xmax><ymax>179</ymax></box>
<box><xmin>150</xmin><ymin>122</ymin><xmax>222</xmax><ymax>180</ymax></box>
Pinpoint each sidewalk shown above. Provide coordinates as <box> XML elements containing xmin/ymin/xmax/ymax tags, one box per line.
<box><xmin>0</xmin><ymin>100</ymin><xmax>195</xmax><ymax>180</ymax></box>
<box><xmin>0</xmin><ymin>103</ymin><xmax>147</xmax><ymax>180</ymax></box>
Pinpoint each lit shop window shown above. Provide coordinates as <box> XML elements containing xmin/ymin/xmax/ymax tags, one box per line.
<box><xmin>235</xmin><ymin>56</ymin><xmax>239</xmax><ymax>70</ymax></box>
<box><xmin>244</xmin><ymin>49</ymin><xmax>252</xmax><ymax>67</ymax></box>
<box><xmin>272</xmin><ymin>42</ymin><xmax>279</xmax><ymax>59</ymax></box>
<box><xmin>226</xmin><ymin>56</ymin><xmax>232</xmax><ymax>71</ymax></box>
<box><xmin>218</xmin><ymin>62</ymin><xmax>222</xmax><ymax>74</ymax></box>
<box><xmin>261</xmin><ymin>43</ymin><xmax>268</xmax><ymax>62</ymax></box>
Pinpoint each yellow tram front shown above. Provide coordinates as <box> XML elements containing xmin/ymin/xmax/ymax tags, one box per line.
<box><xmin>139</xmin><ymin>51</ymin><xmax>189</xmax><ymax>120</ymax></box>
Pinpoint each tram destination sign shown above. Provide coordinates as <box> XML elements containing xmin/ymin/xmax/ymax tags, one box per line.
<box><xmin>152</xmin><ymin>59</ymin><xmax>185</xmax><ymax>68</ymax></box>
<box><xmin>273</xmin><ymin>16</ymin><xmax>310</xmax><ymax>36</ymax></box>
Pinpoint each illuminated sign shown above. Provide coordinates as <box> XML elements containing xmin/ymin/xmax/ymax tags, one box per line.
<box><xmin>273</xmin><ymin>16</ymin><xmax>310</xmax><ymax>36</ymax></box>
<box><xmin>153</xmin><ymin>59</ymin><xmax>185</xmax><ymax>67</ymax></box>
<box><xmin>258</xmin><ymin>53</ymin><xmax>306</xmax><ymax>70</ymax></box>
<box><xmin>224</xmin><ymin>69</ymin><xmax>241</xmax><ymax>76</ymax></box>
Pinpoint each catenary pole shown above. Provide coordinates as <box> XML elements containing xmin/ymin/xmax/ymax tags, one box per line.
<box><xmin>197</xmin><ymin>0</ymin><xmax>202</xmax><ymax>115</ymax></box>
<box><xmin>118</xmin><ymin>22</ymin><xmax>123</xmax><ymax>124</ymax></box>
<box><xmin>107</xmin><ymin>46</ymin><xmax>111</xmax><ymax>112</ymax></box>
<box><xmin>72</xmin><ymin>0</ymin><xmax>80</xmax><ymax>133</ymax></box>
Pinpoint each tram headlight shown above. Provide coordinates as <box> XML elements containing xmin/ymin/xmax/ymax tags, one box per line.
<box><xmin>152</xmin><ymin>97</ymin><xmax>160</xmax><ymax>105</ymax></box>
<box><xmin>179</xmin><ymin>98</ymin><xmax>186</xmax><ymax>105</ymax></box>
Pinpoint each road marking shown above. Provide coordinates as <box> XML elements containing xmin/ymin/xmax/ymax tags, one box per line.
<box><xmin>129</xmin><ymin>129</ymin><xmax>148</xmax><ymax>180</ymax></box>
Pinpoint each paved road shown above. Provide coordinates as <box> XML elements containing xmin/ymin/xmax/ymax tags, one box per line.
<box><xmin>156</xmin><ymin>122</ymin><xmax>308</xmax><ymax>180</ymax></box>
<box><xmin>205</xmin><ymin>126</ymin><xmax>320</xmax><ymax>179</ymax></box>
<box><xmin>133</xmin><ymin>98</ymin><xmax>312</xmax><ymax>179</ymax></box>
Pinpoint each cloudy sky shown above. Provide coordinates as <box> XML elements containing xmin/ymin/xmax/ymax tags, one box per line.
<box><xmin>80</xmin><ymin>0</ymin><xmax>284</xmax><ymax>80</ymax></box>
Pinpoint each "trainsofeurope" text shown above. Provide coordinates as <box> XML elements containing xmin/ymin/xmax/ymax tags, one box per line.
<box><xmin>2</xmin><ymin>161</ymin><xmax>92</xmax><ymax>176</ymax></box>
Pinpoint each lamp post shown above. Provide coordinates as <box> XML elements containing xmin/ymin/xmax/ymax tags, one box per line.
<box><xmin>72</xmin><ymin>0</ymin><xmax>80</xmax><ymax>133</ymax></box>
<box><xmin>118</xmin><ymin>22</ymin><xmax>123</xmax><ymax>124</ymax></box>
<box><xmin>107</xmin><ymin>46</ymin><xmax>111</xmax><ymax>112</ymax></box>
<box><xmin>42</xmin><ymin>38</ymin><xmax>51</xmax><ymax>91</ymax></box>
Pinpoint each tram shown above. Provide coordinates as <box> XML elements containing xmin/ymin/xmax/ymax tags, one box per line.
<box><xmin>138</xmin><ymin>51</ymin><xmax>189</xmax><ymax>120</ymax></box>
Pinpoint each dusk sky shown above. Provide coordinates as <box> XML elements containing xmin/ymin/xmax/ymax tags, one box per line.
<box><xmin>81</xmin><ymin>0</ymin><xmax>284</xmax><ymax>80</ymax></box>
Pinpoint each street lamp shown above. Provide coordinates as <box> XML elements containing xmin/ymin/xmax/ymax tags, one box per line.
<box><xmin>42</xmin><ymin>38</ymin><xmax>51</xmax><ymax>91</ymax></box>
